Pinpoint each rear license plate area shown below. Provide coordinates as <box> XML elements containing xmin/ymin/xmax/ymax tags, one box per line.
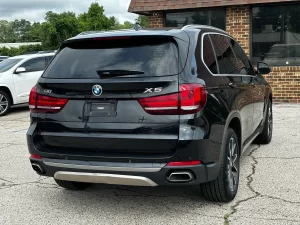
<box><xmin>84</xmin><ymin>101</ymin><xmax>117</xmax><ymax>117</ymax></box>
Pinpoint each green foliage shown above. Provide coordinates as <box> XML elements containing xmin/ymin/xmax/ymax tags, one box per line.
<box><xmin>0</xmin><ymin>2</ymin><xmax>146</xmax><ymax>52</ymax></box>
<box><xmin>136</xmin><ymin>15</ymin><xmax>149</xmax><ymax>28</ymax></box>
<box><xmin>0</xmin><ymin>20</ymin><xmax>15</xmax><ymax>43</ymax></box>
<box><xmin>78</xmin><ymin>3</ymin><xmax>112</xmax><ymax>32</ymax></box>
<box><xmin>26</xmin><ymin>22</ymin><xmax>43</xmax><ymax>42</ymax></box>
<box><xmin>0</xmin><ymin>44</ymin><xmax>49</xmax><ymax>57</ymax></box>
<box><xmin>41</xmin><ymin>11</ymin><xmax>80</xmax><ymax>49</ymax></box>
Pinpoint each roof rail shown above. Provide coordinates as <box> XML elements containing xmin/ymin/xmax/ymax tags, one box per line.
<box><xmin>77</xmin><ymin>29</ymin><xmax>138</xmax><ymax>36</ymax></box>
<box><xmin>77</xmin><ymin>31</ymin><xmax>103</xmax><ymax>36</ymax></box>
<box><xmin>181</xmin><ymin>25</ymin><xmax>226</xmax><ymax>33</ymax></box>
<box><xmin>23</xmin><ymin>51</ymin><xmax>39</xmax><ymax>55</ymax></box>
<box><xmin>38</xmin><ymin>50</ymin><xmax>57</xmax><ymax>54</ymax></box>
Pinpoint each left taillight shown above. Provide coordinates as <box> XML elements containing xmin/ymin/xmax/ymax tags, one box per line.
<box><xmin>29</xmin><ymin>86</ymin><xmax>68</xmax><ymax>113</ymax></box>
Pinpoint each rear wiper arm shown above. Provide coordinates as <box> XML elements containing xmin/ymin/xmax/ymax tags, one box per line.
<box><xmin>96</xmin><ymin>70</ymin><xmax>144</xmax><ymax>78</ymax></box>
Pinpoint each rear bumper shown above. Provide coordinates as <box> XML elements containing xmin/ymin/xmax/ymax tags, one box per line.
<box><xmin>30</xmin><ymin>158</ymin><xmax>220</xmax><ymax>186</ymax></box>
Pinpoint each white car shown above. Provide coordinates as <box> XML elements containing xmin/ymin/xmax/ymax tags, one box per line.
<box><xmin>0</xmin><ymin>52</ymin><xmax>55</xmax><ymax>116</ymax></box>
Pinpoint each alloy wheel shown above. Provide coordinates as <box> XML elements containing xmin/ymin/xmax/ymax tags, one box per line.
<box><xmin>227</xmin><ymin>137</ymin><xmax>239</xmax><ymax>192</ymax></box>
<box><xmin>268</xmin><ymin>105</ymin><xmax>273</xmax><ymax>138</ymax></box>
<box><xmin>0</xmin><ymin>94</ymin><xmax>8</xmax><ymax>115</ymax></box>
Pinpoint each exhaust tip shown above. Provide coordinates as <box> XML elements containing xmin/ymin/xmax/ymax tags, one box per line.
<box><xmin>31</xmin><ymin>163</ymin><xmax>45</xmax><ymax>174</ymax></box>
<box><xmin>167</xmin><ymin>171</ymin><xmax>194</xmax><ymax>183</ymax></box>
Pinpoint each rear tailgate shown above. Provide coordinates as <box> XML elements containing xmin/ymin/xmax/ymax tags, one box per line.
<box><xmin>31</xmin><ymin>35</ymin><xmax>189</xmax><ymax>158</ymax></box>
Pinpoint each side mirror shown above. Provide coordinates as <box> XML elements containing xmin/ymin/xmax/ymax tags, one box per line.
<box><xmin>257</xmin><ymin>62</ymin><xmax>271</xmax><ymax>75</ymax></box>
<box><xmin>15</xmin><ymin>67</ymin><xmax>26</xmax><ymax>74</ymax></box>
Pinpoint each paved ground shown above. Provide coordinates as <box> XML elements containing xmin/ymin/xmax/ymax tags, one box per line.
<box><xmin>0</xmin><ymin>104</ymin><xmax>299</xmax><ymax>225</ymax></box>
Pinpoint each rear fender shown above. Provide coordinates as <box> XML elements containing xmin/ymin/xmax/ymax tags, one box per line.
<box><xmin>206</xmin><ymin>111</ymin><xmax>242</xmax><ymax>181</ymax></box>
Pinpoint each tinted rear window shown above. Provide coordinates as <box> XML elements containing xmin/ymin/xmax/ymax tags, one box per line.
<box><xmin>43</xmin><ymin>37</ymin><xmax>179</xmax><ymax>79</ymax></box>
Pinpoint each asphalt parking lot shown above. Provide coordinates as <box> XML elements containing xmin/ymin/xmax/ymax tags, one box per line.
<box><xmin>0</xmin><ymin>104</ymin><xmax>300</xmax><ymax>225</ymax></box>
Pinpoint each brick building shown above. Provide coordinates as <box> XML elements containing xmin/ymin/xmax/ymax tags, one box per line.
<box><xmin>128</xmin><ymin>0</ymin><xmax>300</xmax><ymax>102</ymax></box>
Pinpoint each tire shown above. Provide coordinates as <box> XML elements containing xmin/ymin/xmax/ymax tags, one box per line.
<box><xmin>200</xmin><ymin>128</ymin><xmax>240</xmax><ymax>202</ymax></box>
<box><xmin>0</xmin><ymin>90</ymin><xmax>12</xmax><ymax>117</ymax></box>
<box><xmin>255</xmin><ymin>99</ymin><xmax>273</xmax><ymax>144</ymax></box>
<box><xmin>54</xmin><ymin>179</ymin><xmax>91</xmax><ymax>190</ymax></box>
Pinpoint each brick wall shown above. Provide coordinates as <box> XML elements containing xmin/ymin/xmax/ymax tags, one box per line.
<box><xmin>129</xmin><ymin>0</ymin><xmax>299</xmax><ymax>13</ymax></box>
<box><xmin>148</xmin><ymin>12</ymin><xmax>164</xmax><ymax>28</ymax></box>
<box><xmin>226</xmin><ymin>5</ymin><xmax>250</xmax><ymax>56</ymax></box>
<box><xmin>225</xmin><ymin>5</ymin><xmax>300</xmax><ymax>103</ymax></box>
<box><xmin>265</xmin><ymin>67</ymin><xmax>300</xmax><ymax>103</ymax></box>
<box><xmin>144</xmin><ymin>6</ymin><xmax>300</xmax><ymax>103</ymax></box>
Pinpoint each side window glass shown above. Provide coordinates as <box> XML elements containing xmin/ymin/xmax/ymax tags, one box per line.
<box><xmin>210</xmin><ymin>34</ymin><xmax>239</xmax><ymax>75</ymax></box>
<box><xmin>229</xmin><ymin>38</ymin><xmax>254</xmax><ymax>75</ymax></box>
<box><xmin>46</xmin><ymin>56</ymin><xmax>54</xmax><ymax>66</ymax></box>
<box><xmin>21</xmin><ymin>57</ymin><xmax>46</xmax><ymax>72</ymax></box>
<box><xmin>203</xmin><ymin>35</ymin><xmax>218</xmax><ymax>74</ymax></box>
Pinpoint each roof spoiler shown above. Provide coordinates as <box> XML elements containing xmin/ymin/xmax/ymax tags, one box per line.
<box><xmin>77</xmin><ymin>23</ymin><xmax>143</xmax><ymax>36</ymax></box>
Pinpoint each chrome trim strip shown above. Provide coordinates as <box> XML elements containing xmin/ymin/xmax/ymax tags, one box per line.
<box><xmin>44</xmin><ymin>161</ymin><xmax>164</xmax><ymax>172</ymax></box>
<box><xmin>242</xmin><ymin>131</ymin><xmax>260</xmax><ymax>154</ymax></box>
<box><xmin>181</xmin><ymin>24</ymin><xmax>225</xmax><ymax>33</ymax></box>
<box><xmin>201</xmin><ymin>32</ymin><xmax>257</xmax><ymax>78</ymax></box>
<box><xmin>54</xmin><ymin>172</ymin><xmax>158</xmax><ymax>187</ymax></box>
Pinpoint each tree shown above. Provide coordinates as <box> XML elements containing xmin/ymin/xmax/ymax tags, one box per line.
<box><xmin>78</xmin><ymin>2</ymin><xmax>113</xmax><ymax>32</ymax></box>
<box><xmin>41</xmin><ymin>11</ymin><xmax>79</xmax><ymax>49</ymax></box>
<box><xmin>11</xmin><ymin>19</ymin><xmax>32</xmax><ymax>42</ymax></box>
<box><xmin>136</xmin><ymin>15</ymin><xmax>149</xmax><ymax>27</ymax></box>
<box><xmin>26</xmin><ymin>22</ymin><xmax>43</xmax><ymax>42</ymax></box>
<box><xmin>112</xmin><ymin>20</ymin><xmax>134</xmax><ymax>29</ymax></box>
<box><xmin>0</xmin><ymin>2</ymin><xmax>138</xmax><ymax>50</ymax></box>
<box><xmin>0</xmin><ymin>20</ymin><xmax>15</xmax><ymax>43</ymax></box>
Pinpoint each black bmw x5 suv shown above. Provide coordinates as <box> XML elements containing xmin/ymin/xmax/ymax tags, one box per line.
<box><xmin>27</xmin><ymin>25</ymin><xmax>273</xmax><ymax>202</ymax></box>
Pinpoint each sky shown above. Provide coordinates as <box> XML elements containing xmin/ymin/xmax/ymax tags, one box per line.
<box><xmin>0</xmin><ymin>0</ymin><xmax>137</xmax><ymax>23</ymax></box>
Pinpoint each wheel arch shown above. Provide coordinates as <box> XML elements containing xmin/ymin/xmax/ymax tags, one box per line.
<box><xmin>0</xmin><ymin>86</ymin><xmax>14</xmax><ymax>104</ymax></box>
<box><xmin>224</xmin><ymin>112</ymin><xmax>242</xmax><ymax>157</ymax></box>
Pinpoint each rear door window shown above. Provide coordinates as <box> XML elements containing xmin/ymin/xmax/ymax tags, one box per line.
<box><xmin>210</xmin><ymin>34</ymin><xmax>240</xmax><ymax>75</ymax></box>
<box><xmin>228</xmin><ymin>38</ymin><xmax>254</xmax><ymax>75</ymax></box>
<box><xmin>203</xmin><ymin>35</ymin><xmax>218</xmax><ymax>74</ymax></box>
<box><xmin>209</xmin><ymin>34</ymin><xmax>228</xmax><ymax>74</ymax></box>
<box><xmin>43</xmin><ymin>37</ymin><xmax>180</xmax><ymax>79</ymax></box>
<box><xmin>21</xmin><ymin>57</ymin><xmax>46</xmax><ymax>72</ymax></box>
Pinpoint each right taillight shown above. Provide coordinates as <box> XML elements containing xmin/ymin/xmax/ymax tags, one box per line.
<box><xmin>29</xmin><ymin>86</ymin><xmax>68</xmax><ymax>113</ymax></box>
<box><xmin>138</xmin><ymin>84</ymin><xmax>206</xmax><ymax>115</ymax></box>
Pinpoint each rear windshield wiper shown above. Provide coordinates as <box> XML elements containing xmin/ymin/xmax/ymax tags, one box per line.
<box><xmin>96</xmin><ymin>70</ymin><xmax>144</xmax><ymax>78</ymax></box>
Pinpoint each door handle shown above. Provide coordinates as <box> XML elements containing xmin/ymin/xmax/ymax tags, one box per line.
<box><xmin>228</xmin><ymin>82</ymin><xmax>236</xmax><ymax>88</ymax></box>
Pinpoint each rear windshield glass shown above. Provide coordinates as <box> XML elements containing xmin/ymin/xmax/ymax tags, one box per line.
<box><xmin>43</xmin><ymin>37</ymin><xmax>179</xmax><ymax>79</ymax></box>
<box><xmin>0</xmin><ymin>58</ymin><xmax>22</xmax><ymax>72</ymax></box>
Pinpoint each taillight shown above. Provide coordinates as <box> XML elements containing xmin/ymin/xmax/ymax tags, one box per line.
<box><xmin>29</xmin><ymin>86</ymin><xmax>68</xmax><ymax>113</ymax></box>
<box><xmin>138</xmin><ymin>84</ymin><xmax>206</xmax><ymax>115</ymax></box>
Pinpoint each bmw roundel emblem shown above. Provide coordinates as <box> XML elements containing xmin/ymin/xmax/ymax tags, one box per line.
<box><xmin>92</xmin><ymin>85</ymin><xmax>103</xmax><ymax>96</ymax></box>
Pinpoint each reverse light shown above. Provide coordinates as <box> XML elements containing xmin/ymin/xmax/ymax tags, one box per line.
<box><xmin>138</xmin><ymin>84</ymin><xmax>206</xmax><ymax>115</ymax></box>
<box><xmin>29</xmin><ymin>86</ymin><xmax>68</xmax><ymax>113</ymax></box>
<box><xmin>167</xmin><ymin>161</ymin><xmax>201</xmax><ymax>166</ymax></box>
